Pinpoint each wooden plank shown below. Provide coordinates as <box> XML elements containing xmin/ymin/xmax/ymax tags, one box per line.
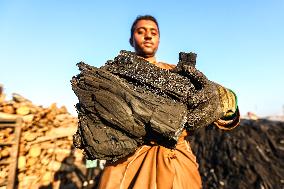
<box><xmin>0</xmin><ymin>112</ymin><xmax>20</xmax><ymax>120</ymax></box>
<box><xmin>0</xmin><ymin>142</ymin><xmax>15</xmax><ymax>146</ymax></box>
<box><xmin>0</xmin><ymin>160</ymin><xmax>13</xmax><ymax>165</ymax></box>
<box><xmin>5</xmin><ymin>118</ymin><xmax>22</xmax><ymax>189</ymax></box>
<box><xmin>0</xmin><ymin>181</ymin><xmax>8</xmax><ymax>187</ymax></box>
<box><xmin>0</xmin><ymin>124</ymin><xmax>17</xmax><ymax>128</ymax></box>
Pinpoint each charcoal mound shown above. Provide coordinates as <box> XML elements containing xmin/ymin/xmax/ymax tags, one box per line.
<box><xmin>190</xmin><ymin>119</ymin><xmax>284</xmax><ymax>189</ymax></box>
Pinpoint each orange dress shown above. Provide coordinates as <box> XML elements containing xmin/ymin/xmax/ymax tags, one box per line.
<box><xmin>98</xmin><ymin>62</ymin><xmax>240</xmax><ymax>189</ymax></box>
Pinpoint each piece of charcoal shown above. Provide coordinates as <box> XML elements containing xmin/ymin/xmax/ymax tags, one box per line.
<box><xmin>178</xmin><ymin>52</ymin><xmax>197</xmax><ymax>67</ymax></box>
<box><xmin>102</xmin><ymin>50</ymin><xmax>197</xmax><ymax>103</ymax></box>
<box><xmin>71</xmin><ymin>50</ymin><xmax>228</xmax><ymax>161</ymax></box>
<box><xmin>72</xmin><ymin>62</ymin><xmax>188</xmax><ymax>161</ymax></box>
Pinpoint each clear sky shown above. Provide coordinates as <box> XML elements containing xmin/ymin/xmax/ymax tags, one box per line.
<box><xmin>1</xmin><ymin>0</ymin><xmax>284</xmax><ymax>117</ymax></box>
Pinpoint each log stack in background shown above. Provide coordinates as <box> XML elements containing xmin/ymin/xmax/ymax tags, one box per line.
<box><xmin>0</xmin><ymin>85</ymin><xmax>91</xmax><ymax>189</ymax></box>
<box><xmin>0</xmin><ymin>84</ymin><xmax>4</xmax><ymax>103</ymax></box>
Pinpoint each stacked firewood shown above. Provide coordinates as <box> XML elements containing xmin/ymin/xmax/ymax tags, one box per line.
<box><xmin>0</xmin><ymin>84</ymin><xmax>4</xmax><ymax>103</ymax></box>
<box><xmin>0</xmin><ymin>85</ymin><xmax>90</xmax><ymax>189</ymax></box>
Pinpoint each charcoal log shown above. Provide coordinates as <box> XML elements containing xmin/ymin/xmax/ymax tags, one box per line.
<box><xmin>102</xmin><ymin>50</ymin><xmax>196</xmax><ymax>103</ymax></box>
<box><xmin>72</xmin><ymin>63</ymin><xmax>188</xmax><ymax>161</ymax></box>
<box><xmin>102</xmin><ymin>51</ymin><xmax>223</xmax><ymax>130</ymax></box>
<box><xmin>73</xmin><ymin>110</ymin><xmax>139</xmax><ymax>162</ymax></box>
<box><xmin>71</xmin><ymin>50</ymin><xmax>228</xmax><ymax>161</ymax></box>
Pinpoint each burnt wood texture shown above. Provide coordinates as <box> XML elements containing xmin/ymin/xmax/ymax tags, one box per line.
<box><xmin>72</xmin><ymin>50</ymin><xmax>226</xmax><ymax>161</ymax></box>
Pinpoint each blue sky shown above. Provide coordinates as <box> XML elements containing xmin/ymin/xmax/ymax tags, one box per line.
<box><xmin>1</xmin><ymin>0</ymin><xmax>284</xmax><ymax>116</ymax></box>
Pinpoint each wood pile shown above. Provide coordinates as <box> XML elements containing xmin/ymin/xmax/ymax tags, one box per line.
<box><xmin>0</xmin><ymin>85</ymin><xmax>90</xmax><ymax>189</ymax></box>
<box><xmin>0</xmin><ymin>84</ymin><xmax>4</xmax><ymax>103</ymax></box>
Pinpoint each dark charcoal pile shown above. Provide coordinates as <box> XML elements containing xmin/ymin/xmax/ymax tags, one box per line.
<box><xmin>190</xmin><ymin>119</ymin><xmax>284</xmax><ymax>189</ymax></box>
